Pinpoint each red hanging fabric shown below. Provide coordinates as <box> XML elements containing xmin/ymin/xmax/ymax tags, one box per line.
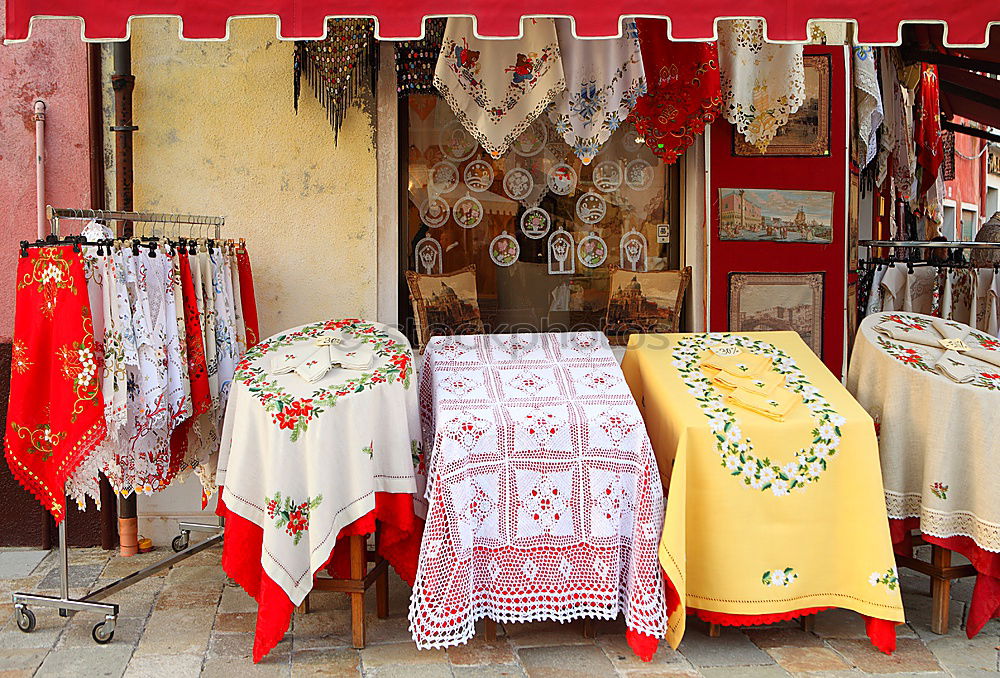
<box><xmin>914</xmin><ymin>63</ymin><xmax>944</xmax><ymax>195</ymax></box>
<box><xmin>628</xmin><ymin>19</ymin><xmax>721</xmax><ymax>164</ymax></box>
<box><xmin>4</xmin><ymin>247</ymin><xmax>107</xmax><ymax>522</ymax></box>
<box><xmin>235</xmin><ymin>244</ymin><xmax>260</xmax><ymax>349</ymax></box>
<box><xmin>166</xmin><ymin>254</ymin><xmax>213</xmax><ymax>481</ymax></box>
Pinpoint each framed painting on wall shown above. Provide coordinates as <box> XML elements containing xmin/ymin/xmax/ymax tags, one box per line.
<box><xmin>728</xmin><ymin>272</ymin><xmax>825</xmax><ymax>357</ymax></box>
<box><xmin>718</xmin><ymin>188</ymin><xmax>834</xmax><ymax>243</ymax></box>
<box><xmin>733</xmin><ymin>54</ymin><xmax>832</xmax><ymax>157</ymax></box>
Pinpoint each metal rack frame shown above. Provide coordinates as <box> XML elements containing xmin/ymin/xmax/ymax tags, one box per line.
<box><xmin>11</xmin><ymin>206</ymin><xmax>229</xmax><ymax>645</ymax></box>
<box><xmin>859</xmin><ymin>239</ymin><xmax>1000</xmax><ymax>249</ymax></box>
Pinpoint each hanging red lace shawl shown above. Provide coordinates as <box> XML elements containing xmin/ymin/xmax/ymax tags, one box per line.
<box><xmin>235</xmin><ymin>244</ymin><xmax>260</xmax><ymax>349</ymax></box>
<box><xmin>628</xmin><ymin>19</ymin><xmax>721</xmax><ymax>164</ymax></box>
<box><xmin>5</xmin><ymin>247</ymin><xmax>106</xmax><ymax>521</ymax></box>
<box><xmin>914</xmin><ymin>63</ymin><xmax>943</xmax><ymax>195</ymax></box>
<box><xmin>167</xmin><ymin>253</ymin><xmax>213</xmax><ymax>481</ymax></box>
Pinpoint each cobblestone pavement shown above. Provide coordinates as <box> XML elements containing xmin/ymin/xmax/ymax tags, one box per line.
<box><xmin>0</xmin><ymin>543</ymin><xmax>997</xmax><ymax>677</ymax></box>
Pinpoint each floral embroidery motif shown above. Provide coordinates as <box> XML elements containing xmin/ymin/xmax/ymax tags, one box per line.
<box><xmin>56</xmin><ymin>308</ymin><xmax>102</xmax><ymax>423</ymax></box>
<box><xmin>930</xmin><ymin>482</ymin><xmax>948</xmax><ymax>500</ymax></box>
<box><xmin>672</xmin><ymin>334</ymin><xmax>844</xmax><ymax>496</ymax></box>
<box><xmin>17</xmin><ymin>248</ymin><xmax>77</xmax><ymax>319</ymax></box>
<box><xmin>875</xmin><ymin>336</ymin><xmax>935</xmax><ymax>373</ymax></box>
<box><xmin>869</xmin><ymin>567</ymin><xmax>899</xmax><ymax>593</ymax></box>
<box><xmin>362</xmin><ymin>441</ymin><xmax>374</xmax><ymax>458</ymax></box>
<box><xmin>762</xmin><ymin>567</ymin><xmax>798</xmax><ymax>587</ymax></box>
<box><xmin>265</xmin><ymin>491</ymin><xmax>323</xmax><ymax>545</ymax></box>
<box><xmin>11</xmin><ymin>340</ymin><xmax>32</xmax><ymax>374</ymax></box>
<box><xmin>236</xmin><ymin>320</ymin><xmax>413</xmax><ymax>442</ymax></box>
<box><xmin>9</xmin><ymin>422</ymin><xmax>66</xmax><ymax>462</ymax></box>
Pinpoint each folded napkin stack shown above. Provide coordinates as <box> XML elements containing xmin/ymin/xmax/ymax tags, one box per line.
<box><xmin>699</xmin><ymin>347</ymin><xmax>799</xmax><ymax>421</ymax></box>
<box><xmin>876</xmin><ymin>315</ymin><xmax>1000</xmax><ymax>383</ymax></box>
<box><xmin>269</xmin><ymin>335</ymin><xmax>374</xmax><ymax>383</ymax></box>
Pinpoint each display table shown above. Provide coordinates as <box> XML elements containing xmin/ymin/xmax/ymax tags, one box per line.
<box><xmin>621</xmin><ymin>331</ymin><xmax>905</xmax><ymax>653</ymax></box>
<box><xmin>216</xmin><ymin>319</ymin><xmax>425</xmax><ymax>661</ymax></box>
<box><xmin>410</xmin><ymin>332</ymin><xmax>667</xmax><ymax>660</ymax></box>
<box><xmin>848</xmin><ymin>312</ymin><xmax>1000</xmax><ymax>637</ymax></box>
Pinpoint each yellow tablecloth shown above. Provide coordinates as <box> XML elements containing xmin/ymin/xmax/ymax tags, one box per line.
<box><xmin>621</xmin><ymin>331</ymin><xmax>905</xmax><ymax>649</ymax></box>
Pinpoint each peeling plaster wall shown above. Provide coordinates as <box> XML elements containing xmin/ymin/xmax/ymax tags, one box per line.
<box><xmin>0</xmin><ymin>18</ymin><xmax>92</xmax><ymax>338</ymax></box>
<box><xmin>128</xmin><ymin>18</ymin><xmax>379</xmax><ymax>536</ymax></box>
<box><xmin>130</xmin><ymin>17</ymin><xmax>379</xmax><ymax>339</ymax></box>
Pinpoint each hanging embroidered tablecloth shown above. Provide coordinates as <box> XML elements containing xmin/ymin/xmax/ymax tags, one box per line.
<box><xmin>629</xmin><ymin>20</ymin><xmax>720</xmax><ymax>164</ymax></box>
<box><xmin>547</xmin><ymin>19</ymin><xmax>645</xmax><ymax>164</ymax></box>
<box><xmin>5</xmin><ymin>246</ymin><xmax>106</xmax><ymax>521</ymax></box>
<box><xmin>434</xmin><ymin>17</ymin><xmax>565</xmax><ymax>158</ymax></box>
<box><xmin>848</xmin><ymin>312</ymin><xmax>1000</xmax><ymax>637</ymax></box>
<box><xmin>621</xmin><ymin>331</ymin><xmax>904</xmax><ymax>653</ymax></box>
<box><xmin>216</xmin><ymin>319</ymin><xmax>425</xmax><ymax>661</ymax></box>
<box><xmin>717</xmin><ymin>19</ymin><xmax>805</xmax><ymax>150</ymax></box>
<box><xmin>410</xmin><ymin>332</ymin><xmax>666</xmax><ymax>659</ymax></box>
<box><xmin>852</xmin><ymin>45</ymin><xmax>883</xmax><ymax>169</ymax></box>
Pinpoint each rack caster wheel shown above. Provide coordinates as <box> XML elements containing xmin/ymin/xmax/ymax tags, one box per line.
<box><xmin>92</xmin><ymin>619</ymin><xmax>115</xmax><ymax>644</ymax></box>
<box><xmin>171</xmin><ymin>531</ymin><xmax>190</xmax><ymax>553</ymax></box>
<box><xmin>15</xmin><ymin>606</ymin><xmax>35</xmax><ymax>633</ymax></box>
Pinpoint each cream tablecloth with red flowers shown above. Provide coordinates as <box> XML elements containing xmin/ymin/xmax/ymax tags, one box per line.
<box><xmin>409</xmin><ymin>332</ymin><xmax>667</xmax><ymax>660</ymax></box>
<box><xmin>848</xmin><ymin>312</ymin><xmax>1000</xmax><ymax>637</ymax></box>
<box><xmin>216</xmin><ymin>319</ymin><xmax>426</xmax><ymax>661</ymax></box>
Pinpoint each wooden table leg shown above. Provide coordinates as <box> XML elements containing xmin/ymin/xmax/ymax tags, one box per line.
<box><xmin>350</xmin><ymin>534</ymin><xmax>367</xmax><ymax>648</ymax></box>
<box><xmin>483</xmin><ymin>618</ymin><xmax>497</xmax><ymax>641</ymax></box>
<box><xmin>707</xmin><ymin>623</ymin><xmax>721</xmax><ymax>638</ymax></box>
<box><xmin>376</xmin><ymin>560</ymin><xmax>389</xmax><ymax>619</ymax></box>
<box><xmin>297</xmin><ymin>595</ymin><xmax>311</xmax><ymax>615</ymax></box>
<box><xmin>930</xmin><ymin>545</ymin><xmax>952</xmax><ymax>635</ymax></box>
<box><xmin>582</xmin><ymin>619</ymin><xmax>596</xmax><ymax>639</ymax></box>
<box><xmin>799</xmin><ymin>615</ymin><xmax>815</xmax><ymax>632</ymax></box>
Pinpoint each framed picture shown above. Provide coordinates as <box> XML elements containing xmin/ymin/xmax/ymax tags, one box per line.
<box><xmin>728</xmin><ymin>272</ymin><xmax>825</xmax><ymax>357</ymax></box>
<box><xmin>848</xmin><ymin>171</ymin><xmax>860</xmax><ymax>270</ymax></box>
<box><xmin>733</xmin><ymin>54</ymin><xmax>832</xmax><ymax>157</ymax></box>
<box><xmin>718</xmin><ymin>188</ymin><xmax>835</xmax><ymax>243</ymax></box>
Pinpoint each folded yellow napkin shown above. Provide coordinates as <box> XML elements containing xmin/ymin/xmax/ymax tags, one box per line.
<box><xmin>713</xmin><ymin>371</ymin><xmax>786</xmax><ymax>395</ymax></box>
<box><xmin>724</xmin><ymin>387</ymin><xmax>801</xmax><ymax>422</ymax></box>
<box><xmin>701</xmin><ymin>351</ymin><xmax>772</xmax><ymax>378</ymax></box>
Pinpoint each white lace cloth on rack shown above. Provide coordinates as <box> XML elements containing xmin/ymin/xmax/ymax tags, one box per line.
<box><xmin>717</xmin><ymin>19</ymin><xmax>805</xmax><ymax>149</ymax></box>
<box><xmin>409</xmin><ymin>332</ymin><xmax>667</xmax><ymax>650</ymax></box>
<box><xmin>434</xmin><ymin>17</ymin><xmax>566</xmax><ymax>158</ymax></box>
<box><xmin>848</xmin><ymin>312</ymin><xmax>1000</xmax><ymax>553</ymax></box>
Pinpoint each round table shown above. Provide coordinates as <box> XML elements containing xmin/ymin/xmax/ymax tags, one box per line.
<box><xmin>216</xmin><ymin>318</ymin><xmax>425</xmax><ymax>661</ymax></box>
<box><xmin>848</xmin><ymin>311</ymin><xmax>1000</xmax><ymax>637</ymax></box>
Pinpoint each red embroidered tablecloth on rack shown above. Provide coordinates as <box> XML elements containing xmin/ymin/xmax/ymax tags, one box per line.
<box><xmin>216</xmin><ymin>319</ymin><xmax>425</xmax><ymax>661</ymax></box>
<box><xmin>410</xmin><ymin>332</ymin><xmax>667</xmax><ymax>659</ymax></box>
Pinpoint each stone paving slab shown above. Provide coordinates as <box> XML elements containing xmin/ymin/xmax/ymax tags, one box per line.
<box><xmin>2</xmin><ymin>545</ymin><xmax>1000</xmax><ymax>677</ymax></box>
<box><xmin>0</xmin><ymin>550</ymin><xmax>49</xmax><ymax>579</ymax></box>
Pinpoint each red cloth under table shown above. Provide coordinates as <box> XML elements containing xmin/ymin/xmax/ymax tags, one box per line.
<box><xmin>890</xmin><ymin>517</ymin><xmax>1000</xmax><ymax>638</ymax></box>
<box><xmin>662</xmin><ymin>574</ymin><xmax>898</xmax><ymax>654</ymax></box>
<box><xmin>218</xmin><ymin>491</ymin><xmax>423</xmax><ymax>662</ymax></box>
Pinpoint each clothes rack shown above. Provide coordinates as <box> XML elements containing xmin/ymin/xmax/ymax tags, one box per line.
<box><xmin>11</xmin><ymin>206</ymin><xmax>231</xmax><ymax>645</ymax></box>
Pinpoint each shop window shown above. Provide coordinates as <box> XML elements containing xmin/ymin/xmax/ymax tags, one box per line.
<box><xmin>961</xmin><ymin>206</ymin><xmax>978</xmax><ymax>241</ymax></box>
<box><xmin>399</xmin><ymin>94</ymin><xmax>681</xmax><ymax>337</ymax></box>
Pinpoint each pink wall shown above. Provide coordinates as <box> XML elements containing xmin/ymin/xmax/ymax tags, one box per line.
<box><xmin>0</xmin><ymin>15</ymin><xmax>92</xmax><ymax>339</ymax></box>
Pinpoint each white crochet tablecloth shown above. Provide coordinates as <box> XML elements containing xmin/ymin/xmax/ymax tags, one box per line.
<box><xmin>409</xmin><ymin>332</ymin><xmax>667</xmax><ymax>650</ymax></box>
<box><xmin>848</xmin><ymin>312</ymin><xmax>1000</xmax><ymax>553</ymax></box>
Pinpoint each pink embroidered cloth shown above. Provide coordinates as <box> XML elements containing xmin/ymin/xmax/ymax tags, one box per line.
<box><xmin>409</xmin><ymin>332</ymin><xmax>667</xmax><ymax>658</ymax></box>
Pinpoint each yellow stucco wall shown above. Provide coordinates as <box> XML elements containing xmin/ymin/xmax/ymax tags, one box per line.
<box><xmin>130</xmin><ymin>18</ymin><xmax>378</xmax><ymax>337</ymax></box>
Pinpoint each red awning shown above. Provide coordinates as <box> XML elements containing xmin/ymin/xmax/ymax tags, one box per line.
<box><xmin>4</xmin><ymin>1</ymin><xmax>999</xmax><ymax>44</ymax></box>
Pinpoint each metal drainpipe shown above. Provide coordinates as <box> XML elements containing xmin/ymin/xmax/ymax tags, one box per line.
<box><xmin>112</xmin><ymin>40</ymin><xmax>139</xmax><ymax>556</ymax></box>
<box><xmin>33</xmin><ymin>100</ymin><xmax>46</xmax><ymax>240</ymax></box>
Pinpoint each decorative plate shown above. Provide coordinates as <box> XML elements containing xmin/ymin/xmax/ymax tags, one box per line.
<box><xmin>429</xmin><ymin>161</ymin><xmax>459</xmax><ymax>194</ymax></box>
<box><xmin>577</xmin><ymin>232</ymin><xmax>608</xmax><ymax>268</ymax></box>
<box><xmin>513</xmin><ymin>120</ymin><xmax>548</xmax><ymax>157</ymax></box>
<box><xmin>464</xmin><ymin>160</ymin><xmax>495</xmax><ymax>192</ymax></box>
<box><xmin>454</xmin><ymin>194</ymin><xmax>484</xmax><ymax>229</ymax></box>
<box><xmin>576</xmin><ymin>191</ymin><xmax>607</xmax><ymax>225</ymax></box>
<box><xmin>490</xmin><ymin>231</ymin><xmax>520</xmax><ymax>267</ymax></box>
<box><xmin>625</xmin><ymin>159</ymin><xmax>653</xmax><ymax>191</ymax></box>
<box><xmin>503</xmin><ymin>168</ymin><xmax>534</xmax><ymax>201</ymax></box>
<box><xmin>520</xmin><ymin>207</ymin><xmax>552</xmax><ymax>240</ymax></box>
<box><xmin>547</xmin><ymin>163</ymin><xmax>578</xmax><ymax>196</ymax></box>
<box><xmin>593</xmin><ymin>161</ymin><xmax>623</xmax><ymax>193</ymax></box>
<box><xmin>419</xmin><ymin>197</ymin><xmax>450</xmax><ymax>228</ymax></box>
<box><xmin>440</xmin><ymin>121</ymin><xmax>478</xmax><ymax>161</ymax></box>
